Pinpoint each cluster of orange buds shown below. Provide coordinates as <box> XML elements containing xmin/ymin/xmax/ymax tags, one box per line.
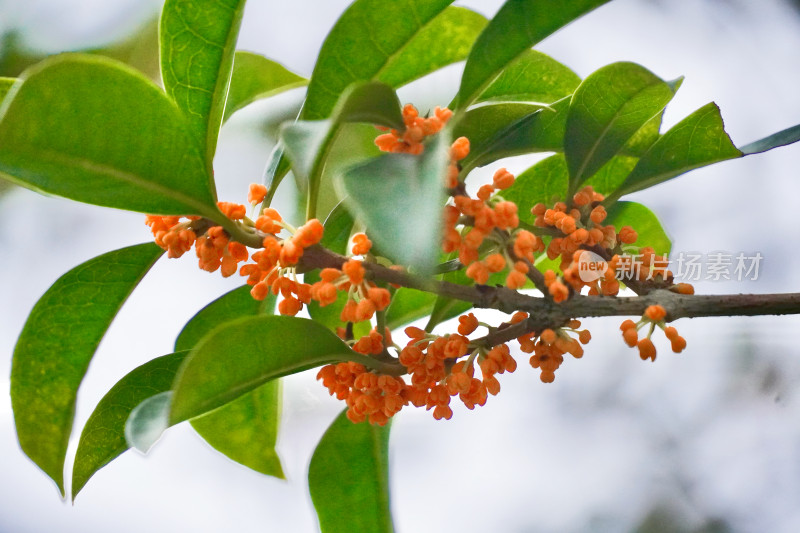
<box><xmin>145</xmin><ymin>215</ymin><xmax>199</xmax><ymax>258</ymax></box>
<box><xmin>443</xmin><ymin>168</ymin><xmax>545</xmax><ymax>289</ymax></box>
<box><xmin>239</xmin><ymin>207</ymin><xmax>324</xmax><ymax>315</ymax></box>
<box><xmin>374</xmin><ymin>104</ymin><xmax>453</xmax><ymax>156</ymax></box>
<box><xmin>309</xmin><ymin>235</ymin><xmax>392</xmax><ymax>323</ymax></box>
<box><xmin>620</xmin><ymin>304</ymin><xmax>687</xmax><ymax>361</ymax></box>
<box><xmin>513</xmin><ymin>312</ymin><xmax>591</xmax><ymax>382</ymax></box>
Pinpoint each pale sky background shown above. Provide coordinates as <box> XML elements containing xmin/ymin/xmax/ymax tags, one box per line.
<box><xmin>2</xmin><ymin>0</ymin><xmax>800</xmax><ymax>532</ymax></box>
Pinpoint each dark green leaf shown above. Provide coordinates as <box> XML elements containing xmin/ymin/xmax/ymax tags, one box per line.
<box><xmin>170</xmin><ymin>316</ymin><xmax>376</xmax><ymax>424</ymax></box>
<box><xmin>502</xmin><ymin>154</ymin><xmax>569</xmax><ymax>225</ymax></box>
<box><xmin>309</xmin><ymin>410</ymin><xmax>393</xmax><ymax>533</ymax></box>
<box><xmin>72</xmin><ymin>351</ymin><xmax>188</xmax><ymax>499</ymax></box>
<box><xmin>11</xmin><ymin>243</ymin><xmax>163</xmax><ymax>495</ymax></box>
<box><xmin>224</xmin><ymin>51</ymin><xmax>307</xmax><ymax>123</ymax></box>
<box><xmin>605</xmin><ymin>201</ymin><xmax>671</xmax><ymax>255</ymax></box>
<box><xmin>456</xmin><ymin>0</ymin><xmax>611</xmax><ymax>108</ymax></box>
<box><xmin>740</xmin><ymin>123</ymin><xmax>800</xmax><ymax>155</ymax></box>
<box><xmin>160</xmin><ymin>0</ymin><xmax>247</xmax><ymax>163</ymax></box>
<box><xmin>607</xmin><ymin>103</ymin><xmax>743</xmax><ymax>203</ymax></box>
<box><xmin>302</xmin><ymin>0</ymin><xmax>454</xmax><ymax>120</ymax></box>
<box><xmin>0</xmin><ymin>55</ymin><xmax>219</xmax><ymax>217</ymax></box>
<box><xmin>460</xmin><ymin>98</ymin><xmax>569</xmax><ymax>173</ymax></box>
<box><xmin>564</xmin><ymin>62</ymin><xmax>681</xmax><ymax>191</ymax></box>
<box><xmin>385</xmin><ymin>288</ymin><xmax>437</xmax><ymax>331</ymax></box>
<box><xmin>475</xmin><ymin>49</ymin><xmax>580</xmax><ymax>105</ymax></box>
<box><xmin>373</xmin><ymin>7</ymin><xmax>487</xmax><ymax>88</ymax></box>
<box><xmin>335</xmin><ymin>132</ymin><xmax>450</xmax><ymax>274</ymax></box>
<box><xmin>175</xmin><ymin>285</ymin><xmax>283</xmax><ymax>478</ymax></box>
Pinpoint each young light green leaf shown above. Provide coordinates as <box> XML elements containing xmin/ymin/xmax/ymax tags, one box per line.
<box><xmin>0</xmin><ymin>55</ymin><xmax>219</xmax><ymax>217</ymax></box>
<box><xmin>607</xmin><ymin>103</ymin><xmax>743</xmax><ymax>203</ymax></box>
<box><xmin>474</xmin><ymin>49</ymin><xmax>580</xmax><ymax>105</ymax></box>
<box><xmin>175</xmin><ymin>285</ymin><xmax>284</xmax><ymax>479</ymax></box>
<box><xmin>309</xmin><ymin>410</ymin><xmax>394</xmax><ymax>533</ymax></box>
<box><xmin>11</xmin><ymin>242</ymin><xmax>163</xmax><ymax>495</ymax></box>
<box><xmin>373</xmin><ymin>7</ymin><xmax>487</xmax><ymax>89</ymax></box>
<box><xmin>335</xmin><ymin>132</ymin><xmax>450</xmax><ymax>274</ymax></box>
<box><xmin>740</xmin><ymin>123</ymin><xmax>800</xmax><ymax>155</ymax></box>
<box><xmin>126</xmin><ymin>392</ymin><xmax>174</xmax><ymax>453</ymax></box>
<box><xmin>456</xmin><ymin>0</ymin><xmax>611</xmax><ymax>108</ymax></box>
<box><xmin>605</xmin><ymin>201</ymin><xmax>672</xmax><ymax>255</ymax></box>
<box><xmin>72</xmin><ymin>351</ymin><xmax>188</xmax><ymax>499</ymax></box>
<box><xmin>502</xmin><ymin>154</ymin><xmax>569</xmax><ymax>225</ymax></box>
<box><xmin>302</xmin><ymin>0</ymin><xmax>453</xmax><ymax>121</ymax></box>
<box><xmin>564</xmin><ymin>62</ymin><xmax>681</xmax><ymax>191</ymax></box>
<box><xmin>160</xmin><ymin>0</ymin><xmax>247</xmax><ymax>164</ymax></box>
<box><xmin>0</xmin><ymin>77</ymin><xmax>17</xmax><ymax>103</ymax></box>
<box><xmin>223</xmin><ymin>51</ymin><xmax>307</xmax><ymax>123</ymax></box>
<box><xmin>170</xmin><ymin>316</ymin><xmax>377</xmax><ymax>424</ymax></box>
<box><xmin>459</xmin><ymin>98</ymin><xmax>569</xmax><ymax>172</ymax></box>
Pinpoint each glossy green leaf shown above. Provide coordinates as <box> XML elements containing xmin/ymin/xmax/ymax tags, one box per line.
<box><xmin>160</xmin><ymin>0</ymin><xmax>247</xmax><ymax>164</ymax></box>
<box><xmin>0</xmin><ymin>55</ymin><xmax>219</xmax><ymax>217</ymax></box>
<box><xmin>502</xmin><ymin>154</ymin><xmax>569</xmax><ymax>226</ymax></box>
<box><xmin>11</xmin><ymin>243</ymin><xmax>163</xmax><ymax>495</ymax></box>
<box><xmin>72</xmin><ymin>351</ymin><xmax>188</xmax><ymax>499</ymax></box>
<box><xmin>223</xmin><ymin>51</ymin><xmax>307</xmax><ymax>123</ymax></box>
<box><xmin>373</xmin><ymin>7</ymin><xmax>487</xmax><ymax>88</ymax></box>
<box><xmin>564</xmin><ymin>62</ymin><xmax>681</xmax><ymax>191</ymax></box>
<box><xmin>335</xmin><ymin>131</ymin><xmax>450</xmax><ymax>274</ymax></box>
<box><xmin>459</xmin><ymin>98</ymin><xmax>569</xmax><ymax>172</ymax></box>
<box><xmin>309</xmin><ymin>410</ymin><xmax>393</xmax><ymax>533</ymax></box>
<box><xmin>175</xmin><ymin>286</ymin><xmax>283</xmax><ymax>478</ymax></box>
<box><xmin>607</xmin><ymin>103</ymin><xmax>743</xmax><ymax>203</ymax></box>
<box><xmin>385</xmin><ymin>288</ymin><xmax>437</xmax><ymax>331</ymax></box>
<box><xmin>583</xmin><ymin>155</ymin><xmax>639</xmax><ymax>197</ymax></box>
<box><xmin>474</xmin><ymin>49</ymin><xmax>580</xmax><ymax>105</ymax></box>
<box><xmin>456</xmin><ymin>0</ymin><xmax>611</xmax><ymax>108</ymax></box>
<box><xmin>170</xmin><ymin>316</ymin><xmax>374</xmax><ymax>424</ymax></box>
<box><xmin>740</xmin><ymin>123</ymin><xmax>800</xmax><ymax>155</ymax></box>
<box><xmin>302</xmin><ymin>0</ymin><xmax>453</xmax><ymax>120</ymax></box>
<box><xmin>0</xmin><ymin>77</ymin><xmax>17</xmax><ymax>103</ymax></box>
<box><xmin>605</xmin><ymin>201</ymin><xmax>671</xmax><ymax>255</ymax></box>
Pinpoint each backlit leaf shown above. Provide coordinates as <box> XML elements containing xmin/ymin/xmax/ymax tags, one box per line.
<box><xmin>11</xmin><ymin>243</ymin><xmax>163</xmax><ymax>495</ymax></box>
<box><xmin>605</xmin><ymin>201</ymin><xmax>671</xmax><ymax>255</ymax></box>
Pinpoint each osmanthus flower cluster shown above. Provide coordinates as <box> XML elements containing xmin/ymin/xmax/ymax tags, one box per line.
<box><xmin>146</xmin><ymin>103</ymin><xmax>696</xmax><ymax>425</ymax></box>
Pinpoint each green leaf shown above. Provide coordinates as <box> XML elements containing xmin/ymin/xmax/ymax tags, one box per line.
<box><xmin>302</xmin><ymin>0</ymin><xmax>454</xmax><ymax>121</ymax></box>
<box><xmin>190</xmin><ymin>381</ymin><xmax>284</xmax><ymax>478</ymax></box>
<box><xmin>502</xmin><ymin>154</ymin><xmax>570</xmax><ymax>225</ymax></box>
<box><xmin>281</xmin><ymin>81</ymin><xmax>405</xmax><ymax>216</ymax></box>
<box><xmin>72</xmin><ymin>351</ymin><xmax>188</xmax><ymax>499</ymax></box>
<box><xmin>373</xmin><ymin>7</ymin><xmax>487</xmax><ymax>89</ymax></box>
<box><xmin>0</xmin><ymin>77</ymin><xmax>17</xmax><ymax>103</ymax></box>
<box><xmin>605</xmin><ymin>201</ymin><xmax>671</xmax><ymax>255</ymax></box>
<box><xmin>459</xmin><ymin>98</ymin><xmax>569</xmax><ymax>172</ymax></box>
<box><xmin>335</xmin><ymin>131</ymin><xmax>450</xmax><ymax>274</ymax></box>
<box><xmin>456</xmin><ymin>0</ymin><xmax>611</xmax><ymax>108</ymax></box>
<box><xmin>607</xmin><ymin>103</ymin><xmax>743</xmax><ymax>203</ymax></box>
<box><xmin>11</xmin><ymin>243</ymin><xmax>163</xmax><ymax>495</ymax></box>
<box><xmin>175</xmin><ymin>285</ymin><xmax>283</xmax><ymax>478</ymax></box>
<box><xmin>126</xmin><ymin>391</ymin><xmax>174</xmax><ymax>453</ymax></box>
<box><xmin>740</xmin><ymin>123</ymin><xmax>800</xmax><ymax>155</ymax></box>
<box><xmin>583</xmin><ymin>155</ymin><xmax>639</xmax><ymax>197</ymax></box>
<box><xmin>0</xmin><ymin>55</ymin><xmax>219</xmax><ymax>217</ymax></box>
<box><xmin>223</xmin><ymin>51</ymin><xmax>307</xmax><ymax>123</ymax></box>
<box><xmin>564</xmin><ymin>62</ymin><xmax>681</xmax><ymax>191</ymax></box>
<box><xmin>170</xmin><ymin>316</ymin><xmax>372</xmax><ymax>424</ymax></box>
<box><xmin>160</xmin><ymin>0</ymin><xmax>247</xmax><ymax>164</ymax></box>
<box><xmin>474</xmin><ymin>49</ymin><xmax>580</xmax><ymax>105</ymax></box>
<box><xmin>384</xmin><ymin>288</ymin><xmax>437</xmax><ymax>331</ymax></box>
<box><xmin>309</xmin><ymin>410</ymin><xmax>394</xmax><ymax>533</ymax></box>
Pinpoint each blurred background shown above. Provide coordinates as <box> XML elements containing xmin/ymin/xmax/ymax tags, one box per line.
<box><xmin>2</xmin><ymin>0</ymin><xmax>800</xmax><ymax>531</ymax></box>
